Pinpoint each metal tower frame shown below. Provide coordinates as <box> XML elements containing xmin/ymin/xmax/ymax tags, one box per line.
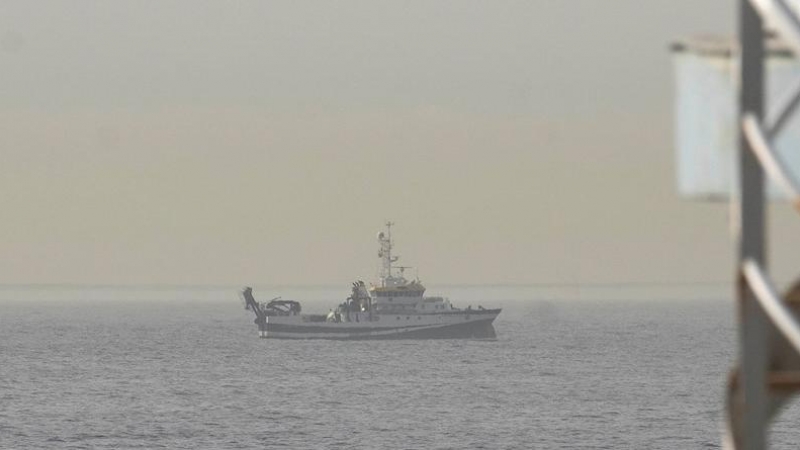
<box><xmin>729</xmin><ymin>0</ymin><xmax>800</xmax><ymax>448</ymax></box>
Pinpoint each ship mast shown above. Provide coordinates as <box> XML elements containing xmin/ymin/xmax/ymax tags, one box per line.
<box><xmin>377</xmin><ymin>221</ymin><xmax>399</xmax><ymax>287</ymax></box>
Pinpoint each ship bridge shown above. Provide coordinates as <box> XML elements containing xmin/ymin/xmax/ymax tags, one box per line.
<box><xmin>369</xmin><ymin>222</ymin><xmax>452</xmax><ymax>313</ymax></box>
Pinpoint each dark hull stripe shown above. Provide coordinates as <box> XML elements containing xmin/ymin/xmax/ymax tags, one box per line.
<box><xmin>375</xmin><ymin>309</ymin><xmax>501</xmax><ymax>316</ymax></box>
<box><xmin>266</xmin><ymin>323</ymin><xmax>433</xmax><ymax>334</ymax></box>
<box><xmin>262</xmin><ymin>318</ymin><xmax>498</xmax><ymax>340</ymax></box>
<box><xmin>265</xmin><ymin>312</ymin><xmax>500</xmax><ymax>334</ymax></box>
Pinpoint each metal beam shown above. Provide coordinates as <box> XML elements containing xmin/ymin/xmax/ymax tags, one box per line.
<box><xmin>743</xmin><ymin>114</ymin><xmax>800</xmax><ymax>210</ymax></box>
<box><xmin>738</xmin><ymin>0</ymin><xmax>768</xmax><ymax>448</ymax></box>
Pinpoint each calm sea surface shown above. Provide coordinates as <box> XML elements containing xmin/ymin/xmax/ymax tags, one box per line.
<box><xmin>2</xmin><ymin>286</ymin><xmax>799</xmax><ymax>449</ymax></box>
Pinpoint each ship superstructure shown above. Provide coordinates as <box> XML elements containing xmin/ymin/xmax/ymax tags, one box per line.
<box><xmin>241</xmin><ymin>222</ymin><xmax>500</xmax><ymax>339</ymax></box>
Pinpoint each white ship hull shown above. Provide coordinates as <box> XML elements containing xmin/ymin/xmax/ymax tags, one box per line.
<box><xmin>259</xmin><ymin>310</ymin><xmax>500</xmax><ymax>340</ymax></box>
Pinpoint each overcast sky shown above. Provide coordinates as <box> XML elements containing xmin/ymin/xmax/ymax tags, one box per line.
<box><xmin>2</xmin><ymin>1</ymin><xmax>798</xmax><ymax>286</ymax></box>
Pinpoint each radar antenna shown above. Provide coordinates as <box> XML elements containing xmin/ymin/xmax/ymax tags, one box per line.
<box><xmin>396</xmin><ymin>266</ymin><xmax>414</xmax><ymax>277</ymax></box>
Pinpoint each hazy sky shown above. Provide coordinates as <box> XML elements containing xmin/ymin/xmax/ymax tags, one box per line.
<box><xmin>2</xmin><ymin>1</ymin><xmax>798</xmax><ymax>286</ymax></box>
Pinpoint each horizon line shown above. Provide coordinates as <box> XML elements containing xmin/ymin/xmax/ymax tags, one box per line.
<box><xmin>0</xmin><ymin>280</ymin><xmax>750</xmax><ymax>290</ymax></box>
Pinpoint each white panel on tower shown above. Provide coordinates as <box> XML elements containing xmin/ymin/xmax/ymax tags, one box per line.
<box><xmin>672</xmin><ymin>35</ymin><xmax>800</xmax><ymax>200</ymax></box>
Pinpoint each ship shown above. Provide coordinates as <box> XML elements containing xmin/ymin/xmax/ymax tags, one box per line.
<box><xmin>241</xmin><ymin>222</ymin><xmax>501</xmax><ymax>339</ymax></box>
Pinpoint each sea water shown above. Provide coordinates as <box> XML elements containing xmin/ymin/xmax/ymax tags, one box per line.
<box><xmin>2</xmin><ymin>286</ymin><xmax>799</xmax><ymax>449</ymax></box>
